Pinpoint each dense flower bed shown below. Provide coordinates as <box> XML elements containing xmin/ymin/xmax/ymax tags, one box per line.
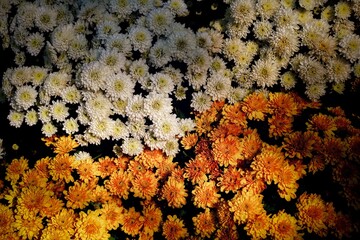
<box><xmin>0</xmin><ymin>0</ymin><xmax>360</xmax><ymax>239</ymax></box>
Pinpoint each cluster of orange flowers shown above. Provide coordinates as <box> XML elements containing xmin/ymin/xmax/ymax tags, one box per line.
<box><xmin>0</xmin><ymin>91</ymin><xmax>359</xmax><ymax>239</ymax></box>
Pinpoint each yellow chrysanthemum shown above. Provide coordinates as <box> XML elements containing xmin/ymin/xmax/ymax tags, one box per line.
<box><xmin>13</xmin><ymin>211</ymin><xmax>43</xmax><ymax>240</ymax></box>
<box><xmin>192</xmin><ymin>208</ymin><xmax>216</xmax><ymax>238</ymax></box>
<box><xmin>5</xmin><ymin>156</ymin><xmax>29</xmax><ymax>184</ymax></box>
<box><xmin>52</xmin><ymin>135</ymin><xmax>79</xmax><ymax>154</ymax></box>
<box><xmin>270</xmin><ymin>210</ymin><xmax>302</xmax><ymax>240</ymax></box>
<box><xmin>75</xmin><ymin>210</ymin><xmax>110</xmax><ymax>240</ymax></box>
<box><xmin>131</xmin><ymin>170</ymin><xmax>158</xmax><ymax>200</ymax></box>
<box><xmin>48</xmin><ymin>153</ymin><xmax>75</xmax><ymax>183</ymax></box>
<box><xmin>162</xmin><ymin>215</ymin><xmax>188</xmax><ymax>240</ymax></box>
<box><xmin>142</xmin><ymin>203</ymin><xmax>162</xmax><ymax>236</ymax></box>
<box><xmin>99</xmin><ymin>202</ymin><xmax>123</xmax><ymax>230</ymax></box>
<box><xmin>161</xmin><ymin>176</ymin><xmax>188</xmax><ymax>208</ymax></box>
<box><xmin>192</xmin><ymin>180</ymin><xmax>220</xmax><ymax>209</ymax></box>
<box><xmin>120</xmin><ymin>207</ymin><xmax>144</xmax><ymax>237</ymax></box>
<box><xmin>0</xmin><ymin>204</ymin><xmax>14</xmax><ymax>234</ymax></box>
<box><xmin>244</xmin><ymin>212</ymin><xmax>271</xmax><ymax>239</ymax></box>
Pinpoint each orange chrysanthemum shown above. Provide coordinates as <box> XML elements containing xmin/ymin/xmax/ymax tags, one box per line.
<box><xmin>136</xmin><ymin>148</ymin><xmax>167</xmax><ymax>169</ymax></box>
<box><xmin>72</xmin><ymin>158</ymin><xmax>100</xmax><ymax>183</ymax></box>
<box><xmin>221</xmin><ymin>102</ymin><xmax>247</xmax><ymax>126</ymax></box>
<box><xmin>40</xmin><ymin>227</ymin><xmax>71</xmax><ymax>240</ymax></box>
<box><xmin>327</xmin><ymin>106</ymin><xmax>346</xmax><ymax>116</ymax></box>
<box><xmin>244</xmin><ymin>212</ymin><xmax>271</xmax><ymax>239</ymax></box>
<box><xmin>34</xmin><ymin>157</ymin><xmax>51</xmax><ymax>178</ymax></box>
<box><xmin>306</xmin><ymin>113</ymin><xmax>337</xmax><ymax>137</ymax></box>
<box><xmin>308</xmin><ymin>154</ymin><xmax>326</xmax><ymax>174</ymax></box>
<box><xmin>155</xmin><ymin>156</ymin><xmax>177</xmax><ymax>180</ymax></box>
<box><xmin>104</xmin><ymin>169</ymin><xmax>132</xmax><ymax>199</ymax></box>
<box><xmin>5</xmin><ymin>156</ymin><xmax>29</xmax><ymax>183</ymax></box>
<box><xmin>19</xmin><ymin>169</ymin><xmax>48</xmax><ymax>188</ymax></box>
<box><xmin>142</xmin><ymin>203</ymin><xmax>162</xmax><ymax>235</ymax></box>
<box><xmin>319</xmin><ymin>136</ymin><xmax>347</xmax><ymax>165</ymax></box>
<box><xmin>13</xmin><ymin>211</ymin><xmax>43</xmax><ymax>240</ymax></box>
<box><xmin>131</xmin><ymin>170</ymin><xmax>158</xmax><ymax>200</ymax></box>
<box><xmin>128</xmin><ymin>159</ymin><xmax>148</xmax><ymax>176</ymax></box>
<box><xmin>195</xmin><ymin>107</ymin><xmax>218</xmax><ymax>135</ymax></box>
<box><xmin>192</xmin><ymin>208</ymin><xmax>216</xmax><ymax>238</ymax></box>
<box><xmin>212</xmin><ymin>135</ymin><xmax>242</xmax><ymax>167</ymax></box>
<box><xmin>270</xmin><ymin>210</ymin><xmax>302</xmax><ymax>240</ymax></box>
<box><xmin>268</xmin><ymin>92</ymin><xmax>299</xmax><ymax>117</ymax></box>
<box><xmin>161</xmin><ymin>176</ymin><xmax>188</xmax><ymax>208</ymax></box>
<box><xmin>64</xmin><ymin>181</ymin><xmax>92</xmax><ymax>209</ymax></box>
<box><xmin>162</xmin><ymin>215</ymin><xmax>188</xmax><ymax>240</ymax></box>
<box><xmin>268</xmin><ymin>115</ymin><xmax>293</xmax><ymax>138</ymax></box>
<box><xmin>241</xmin><ymin>91</ymin><xmax>269</xmax><ymax>121</ymax></box>
<box><xmin>48</xmin><ymin>153</ymin><xmax>75</xmax><ymax>183</ymax></box>
<box><xmin>192</xmin><ymin>180</ymin><xmax>220</xmax><ymax>208</ymax></box>
<box><xmin>333</xmin><ymin>116</ymin><xmax>352</xmax><ymax>132</ymax></box>
<box><xmin>17</xmin><ymin>186</ymin><xmax>53</xmax><ymax>215</ymax></box>
<box><xmin>251</xmin><ymin>145</ymin><xmax>286</xmax><ymax>184</ymax></box>
<box><xmin>333</xmin><ymin>212</ymin><xmax>354</xmax><ymax>239</ymax></box>
<box><xmin>52</xmin><ymin>136</ymin><xmax>79</xmax><ymax>154</ymax></box>
<box><xmin>40</xmin><ymin>196</ymin><xmax>64</xmax><ymax>218</ymax></box>
<box><xmin>347</xmin><ymin>135</ymin><xmax>360</xmax><ymax>160</ymax></box>
<box><xmin>217</xmin><ymin>166</ymin><xmax>246</xmax><ymax>193</ymax></box>
<box><xmin>240</xmin><ymin>129</ymin><xmax>262</xmax><ymax>160</ymax></box>
<box><xmin>99</xmin><ymin>202</ymin><xmax>123</xmax><ymax>230</ymax></box>
<box><xmin>75</xmin><ymin>210</ymin><xmax>110</xmax><ymax>240</ymax></box>
<box><xmin>48</xmin><ymin>208</ymin><xmax>76</xmax><ymax>235</ymax></box>
<box><xmin>0</xmin><ymin>204</ymin><xmax>14</xmax><ymax>234</ymax></box>
<box><xmin>97</xmin><ymin>156</ymin><xmax>120</xmax><ymax>178</ymax></box>
<box><xmin>120</xmin><ymin>207</ymin><xmax>144</xmax><ymax>237</ymax></box>
<box><xmin>208</xmin><ymin>121</ymin><xmax>243</xmax><ymax>142</ymax></box>
<box><xmin>282</xmin><ymin>131</ymin><xmax>319</xmax><ymax>159</ymax></box>
<box><xmin>181</xmin><ymin>133</ymin><xmax>199</xmax><ymax>150</ymax></box>
<box><xmin>184</xmin><ymin>154</ymin><xmax>208</xmax><ymax>185</ymax></box>
<box><xmin>277</xmin><ymin>164</ymin><xmax>300</xmax><ymax>201</ymax></box>
<box><xmin>229</xmin><ymin>189</ymin><xmax>265</xmax><ymax>224</ymax></box>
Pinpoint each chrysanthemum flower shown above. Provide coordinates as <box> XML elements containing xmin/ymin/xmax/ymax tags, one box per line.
<box><xmin>105</xmin><ymin>169</ymin><xmax>132</xmax><ymax>199</ymax></box>
<box><xmin>242</xmin><ymin>91</ymin><xmax>269</xmax><ymax>120</ymax></box>
<box><xmin>7</xmin><ymin>110</ymin><xmax>24</xmax><ymax>128</ymax></box>
<box><xmin>180</xmin><ymin>133</ymin><xmax>198</xmax><ymax>150</ymax></box>
<box><xmin>280</xmin><ymin>71</ymin><xmax>297</xmax><ymax>90</ymax></box>
<box><xmin>14</xmin><ymin>85</ymin><xmax>38</xmax><ymax>111</ymax></box>
<box><xmin>48</xmin><ymin>153</ymin><xmax>74</xmax><ymax>183</ymax></box>
<box><xmin>277</xmin><ymin>164</ymin><xmax>300</xmax><ymax>201</ymax></box>
<box><xmin>19</xmin><ymin>169</ymin><xmax>47</xmax><ymax>188</ymax></box>
<box><xmin>142</xmin><ymin>203</ymin><xmax>162</xmax><ymax>235</ymax></box>
<box><xmin>24</xmin><ymin>109</ymin><xmax>38</xmax><ymax>126</ymax></box>
<box><xmin>212</xmin><ymin>135</ymin><xmax>242</xmax><ymax>167</ymax></box>
<box><xmin>5</xmin><ymin>156</ymin><xmax>29</xmax><ymax>183</ymax></box>
<box><xmin>161</xmin><ymin>176</ymin><xmax>188</xmax><ymax>208</ymax></box>
<box><xmin>268</xmin><ymin>92</ymin><xmax>299</xmax><ymax>117</ymax></box>
<box><xmin>244</xmin><ymin>212</ymin><xmax>271</xmax><ymax>239</ymax></box>
<box><xmin>192</xmin><ymin>208</ymin><xmax>216</xmax><ymax>238</ymax></box>
<box><xmin>129</xmin><ymin>25</ymin><xmax>153</xmax><ymax>53</ymax></box>
<box><xmin>184</xmin><ymin>154</ymin><xmax>208</xmax><ymax>185</ymax></box>
<box><xmin>47</xmin><ymin>208</ymin><xmax>76</xmax><ymax>235</ymax></box>
<box><xmin>162</xmin><ymin>215</ymin><xmax>188</xmax><ymax>240</ymax></box>
<box><xmin>282</xmin><ymin>131</ymin><xmax>319</xmax><ymax>159</ymax></box>
<box><xmin>332</xmin><ymin>212</ymin><xmax>354</xmax><ymax>239</ymax></box>
<box><xmin>0</xmin><ymin>204</ymin><xmax>14</xmax><ymax>234</ymax></box>
<box><xmin>268</xmin><ymin>115</ymin><xmax>294</xmax><ymax>138</ymax></box>
<box><xmin>306</xmin><ymin>113</ymin><xmax>337</xmax><ymax>137</ymax></box>
<box><xmin>98</xmin><ymin>202</ymin><xmax>123</xmax><ymax>231</ymax></box>
<box><xmin>13</xmin><ymin>211</ymin><xmax>43</xmax><ymax>240</ymax></box>
<box><xmin>75</xmin><ymin>210</ymin><xmax>110</xmax><ymax>240</ymax></box>
<box><xmin>270</xmin><ymin>210</ymin><xmax>302</xmax><ymax>240</ymax></box>
<box><xmin>131</xmin><ymin>170</ymin><xmax>158</xmax><ymax>200</ymax></box>
<box><xmin>120</xmin><ymin>207</ymin><xmax>144</xmax><ymax>237</ymax></box>
<box><xmin>217</xmin><ymin>166</ymin><xmax>246</xmax><ymax>193</ymax></box>
<box><xmin>339</xmin><ymin>33</ymin><xmax>360</xmax><ymax>63</ymax></box>
<box><xmin>64</xmin><ymin>181</ymin><xmax>92</xmax><ymax>209</ymax></box>
<box><xmin>192</xmin><ymin>180</ymin><xmax>220</xmax><ymax>209</ymax></box>
<box><xmin>347</xmin><ymin>135</ymin><xmax>360</xmax><ymax>160</ymax></box>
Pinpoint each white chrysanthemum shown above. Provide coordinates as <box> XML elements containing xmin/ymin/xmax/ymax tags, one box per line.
<box><xmin>146</xmin><ymin>8</ymin><xmax>174</xmax><ymax>36</ymax></box>
<box><xmin>74</xmin><ymin>151</ymin><xmax>92</xmax><ymax>161</ymax></box>
<box><xmin>270</xmin><ymin>27</ymin><xmax>299</xmax><ymax>58</ymax></box>
<box><xmin>106</xmin><ymin>33</ymin><xmax>132</xmax><ymax>56</ymax></box>
<box><xmin>105</xmin><ymin>72</ymin><xmax>135</xmax><ymax>100</ymax></box>
<box><xmin>332</xmin><ymin>82</ymin><xmax>345</xmax><ymax>94</ymax></box>
<box><xmin>280</xmin><ymin>0</ymin><xmax>296</xmax><ymax>9</ymax></box>
<box><xmin>14</xmin><ymin>85</ymin><xmax>38</xmax><ymax>110</ymax></box>
<box><xmin>190</xmin><ymin>91</ymin><xmax>213</xmax><ymax>112</ymax></box>
<box><xmin>97</xmin><ymin>20</ymin><xmax>121</xmax><ymax>40</ymax></box>
<box><xmin>143</xmin><ymin>132</ymin><xmax>166</xmax><ymax>150</ymax></box>
<box><xmin>10</xmin><ymin>67</ymin><xmax>32</xmax><ymax>86</ymax></box>
<box><xmin>223</xmin><ymin>38</ymin><xmax>246</xmax><ymax>63</ymax></box>
<box><xmin>84</xmin><ymin>92</ymin><xmax>113</xmax><ymax>120</ymax></box>
<box><xmin>332</xmin><ymin>19</ymin><xmax>355</xmax><ymax>39</ymax></box>
<box><xmin>61</xmin><ymin>85</ymin><xmax>81</xmax><ymax>104</ymax></box>
<box><xmin>63</xmin><ymin>118</ymin><xmax>79</xmax><ymax>135</ymax></box>
<box><xmin>233</xmin><ymin>68</ymin><xmax>254</xmax><ymax>89</ymax></box>
<box><xmin>230</xmin><ymin>0</ymin><xmax>256</xmax><ymax>25</ymax></box>
<box><xmin>185</xmin><ymin>69</ymin><xmax>207</xmax><ymax>91</ymax></box>
<box><xmin>210</xmin><ymin>56</ymin><xmax>226</xmax><ymax>74</ymax></box>
<box><xmin>76</xmin><ymin>106</ymin><xmax>91</xmax><ymax>126</ymax></box>
<box><xmin>50</xmin><ymin>100</ymin><xmax>69</xmax><ymax>122</ymax></box>
<box><xmin>256</xmin><ymin>0</ymin><xmax>280</xmax><ymax>19</ymax></box>
<box><xmin>112</xmin><ymin>98</ymin><xmax>128</xmax><ymax>116</ymax></box>
<box><xmin>126</xmin><ymin>118</ymin><xmax>147</xmax><ymax>139</ymax></box>
<box><xmin>227</xmin><ymin>20</ymin><xmax>252</xmax><ymax>39</ymax></box>
<box><xmin>38</xmin><ymin>106</ymin><xmax>51</xmax><ymax>123</ymax></box>
<box><xmin>174</xmin><ymin>85</ymin><xmax>188</xmax><ymax>101</ymax></box>
<box><xmin>339</xmin><ymin>34</ymin><xmax>360</xmax><ymax>63</ymax></box>
<box><xmin>25</xmin><ymin>109</ymin><xmax>38</xmax><ymax>126</ymax></box>
<box><xmin>14</xmin><ymin>2</ymin><xmax>36</xmax><ymax>29</ymax></box>
<box><xmin>125</xmin><ymin>94</ymin><xmax>146</xmax><ymax>120</ymax></box>
<box><xmin>207</xmin><ymin>28</ymin><xmax>224</xmax><ymax>54</ymax></box>
<box><xmin>99</xmin><ymin>49</ymin><xmax>126</xmax><ymax>73</ymax></box>
<box><xmin>30</xmin><ymin>67</ymin><xmax>48</xmax><ymax>86</ymax></box>
<box><xmin>26</xmin><ymin>32</ymin><xmax>45</xmax><ymax>56</ymax></box>
<box><xmin>163</xmin><ymin>66</ymin><xmax>184</xmax><ymax>86</ymax></box>
<box><xmin>296</xmin><ymin>9</ymin><xmax>313</xmax><ymax>25</ymax></box>
<box><xmin>187</xmin><ymin>48</ymin><xmax>211</xmax><ymax>73</ymax></box>
<box><xmin>299</xmin><ymin>0</ymin><xmax>318</xmax><ymax>11</ymax></box>
<box><xmin>109</xmin><ymin>0</ymin><xmax>135</xmax><ymax>19</ymax></box>
<box><xmin>298</xmin><ymin>57</ymin><xmax>327</xmax><ymax>84</ymax></box>
<box><xmin>251</xmin><ymin>58</ymin><xmax>280</xmax><ymax>88</ymax></box>
<box><xmin>280</xmin><ymin>71</ymin><xmax>297</xmax><ymax>90</ymax></box>
<box><xmin>149</xmin><ymin>39</ymin><xmax>172</xmax><ymax>68</ymax></box>
<box><xmin>310</xmin><ymin>35</ymin><xmax>337</xmax><ymax>62</ymax></box>
<box><xmin>67</xmin><ymin>34</ymin><xmax>88</xmax><ymax>60</ymax></box>
<box><xmin>205</xmin><ymin>72</ymin><xmax>232</xmax><ymax>101</ymax></box>
<box><xmin>335</xmin><ymin>1</ymin><xmax>351</xmax><ymax>19</ymax></box>
<box><xmin>89</xmin><ymin>117</ymin><xmax>114</xmax><ymax>140</ymax></box>
<box><xmin>144</xmin><ymin>92</ymin><xmax>173</xmax><ymax>121</ymax></box>
<box><xmin>195</xmin><ymin>30</ymin><xmax>213</xmax><ymax>50</ymax></box>
<box><xmin>51</xmin><ymin>24</ymin><xmax>76</xmax><ymax>52</ymax></box>
<box><xmin>41</xmin><ymin>122</ymin><xmax>57</xmax><ymax>137</ymax></box>
<box><xmin>43</xmin><ymin>71</ymin><xmax>70</xmax><ymax>96</ymax></box>
<box><xmin>168</xmin><ymin>27</ymin><xmax>197</xmax><ymax>61</ymax></box>
<box><xmin>128</xmin><ymin>25</ymin><xmax>153</xmax><ymax>53</ymax></box>
<box><xmin>133</xmin><ymin>0</ymin><xmax>154</xmax><ymax>14</ymax></box>
<box><xmin>8</xmin><ymin>110</ymin><xmax>24</xmax><ymax>128</ymax></box>
<box><xmin>321</xmin><ymin>5</ymin><xmax>334</xmax><ymax>21</ymax></box>
<box><xmin>161</xmin><ymin>138</ymin><xmax>179</xmax><ymax>157</ymax></box>
<box><xmin>38</xmin><ymin>90</ymin><xmax>51</xmax><ymax>106</ymax></box>
<box><xmin>129</xmin><ymin>59</ymin><xmax>150</xmax><ymax>82</ymax></box>
<box><xmin>253</xmin><ymin>20</ymin><xmax>273</xmax><ymax>40</ymax></box>
<box><xmin>35</xmin><ymin>6</ymin><xmax>57</xmax><ymax>32</ymax></box>
<box><xmin>327</xmin><ymin>58</ymin><xmax>351</xmax><ymax>83</ymax></box>
<box><xmin>121</xmin><ymin>137</ymin><xmax>144</xmax><ymax>156</ymax></box>
<box><xmin>166</xmin><ymin>0</ymin><xmax>189</xmax><ymax>16</ymax></box>
<box><xmin>274</xmin><ymin>7</ymin><xmax>299</xmax><ymax>28</ymax></box>
<box><xmin>228</xmin><ymin>87</ymin><xmax>249</xmax><ymax>104</ymax></box>
<box><xmin>83</xmin><ymin>131</ymin><xmax>102</xmax><ymax>145</ymax></box>
<box><xmin>305</xmin><ymin>83</ymin><xmax>327</xmax><ymax>101</ymax></box>
<box><xmin>112</xmin><ymin>119</ymin><xmax>129</xmax><ymax>140</ymax></box>
<box><xmin>152</xmin><ymin>114</ymin><xmax>180</xmax><ymax>140</ymax></box>
<box><xmin>178</xmin><ymin>118</ymin><xmax>195</xmax><ymax>136</ymax></box>
<box><xmin>80</xmin><ymin>61</ymin><xmax>111</xmax><ymax>91</ymax></box>
<box><xmin>150</xmin><ymin>73</ymin><xmax>175</xmax><ymax>94</ymax></box>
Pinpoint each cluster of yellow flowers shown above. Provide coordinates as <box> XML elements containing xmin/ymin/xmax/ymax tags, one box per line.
<box><xmin>0</xmin><ymin>91</ymin><xmax>359</xmax><ymax>239</ymax></box>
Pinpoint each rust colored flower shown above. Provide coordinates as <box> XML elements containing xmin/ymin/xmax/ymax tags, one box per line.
<box><xmin>221</xmin><ymin>102</ymin><xmax>247</xmax><ymax>126</ymax></box>
<box><xmin>155</xmin><ymin>156</ymin><xmax>178</xmax><ymax>180</ymax></box>
<box><xmin>162</xmin><ymin>215</ymin><xmax>188</xmax><ymax>240</ymax></box>
<box><xmin>161</xmin><ymin>176</ymin><xmax>188</xmax><ymax>208</ymax></box>
<box><xmin>104</xmin><ymin>169</ymin><xmax>132</xmax><ymax>199</ymax></box>
<box><xmin>308</xmin><ymin>154</ymin><xmax>326</xmax><ymax>174</ymax></box>
<box><xmin>72</xmin><ymin>158</ymin><xmax>100</xmax><ymax>183</ymax></box>
<box><xmin>52</xmin><ymin>136</ymin><xmax>79</xmax><ymax>154</ymax></box>
<box><xmin>270</xmin><ymin>210</ymin><xmax>302</xmax><ymax>240</ymax></box>
<box><xmin>5</xmin><ymin>156</ymin><xmax>29</xmax><ymax>183</ymax></box>
<box><xmin>34</xmin><ymin>157</ymin><xmax>51</xmax><ymax>178</ymax></box>
<box><xmin>333</xmin><ymin>212</ymin><xmax>354</xmax><ymax>239</ymax></box>
<box><xmin>320</xmin><ymin>136</ymin><xmax>347</xmax><ymax>165</ymax></box>
<box><xmin>268</xmin><ymin>115</ymin><xmax>293</xmax><ymax>138</ymax></box>
<box><xmin>241</xmin><ymin>91</ymin><xmax>269</xmax><ymax>121</ymax></box>
<box><xmin>48</xmin><ymin>208</ymin><xmax>76</xmax><ymax>235</ymax></box>
<box><xmin>131</xmin><ymin>170</ymin><xmax>158</xmax><ymax>200</ymax></box>
<box><xmin>142</xmin><ymin>203</ymin><xmax>162</xmax><ymax>236</ymax></box>
<box><xmin>277</xmin><ymin>164</ymin><xmax>301</xmax><ymax>201</ymax></box>
<box><xmin>347</xmin><ymin>135</ymin><xmax>360</xmax><ymax>160</ymax></box>
<box><xmin>64</xmin><ymin>181</ymin><xmax>91</xmax><ymax>209</ymax></box>
<box><xmin>17</xmin><ymin>186</ymin><xmax>52</xmax><ymax>215</ymax></box>
<box><xmin>13</xmin><ymin>211</ymin><xmax>43</xmax><ymax>240</ymax></box>
<box><xmin>208</xmin><ymin>121</ymin><xmax>243</xmax><ymax>142</ymax></box>
<box><xmin>212</xmin><ymin>135</ymin><xmax>242</xmax><ymax>167</ymax></box>
<box><xmin>192</xmin><ymin>208</ymin><xmax>216</xmax><ymax>238</ymax></box>
<box><xmin>40</xmin><ymin>196</ymin><xmax>64</xmax><ymax>218</ymax></box>
<box><xmin>48</xmin><ymin>153</ymin><xmax>75</xmax><ymax>183</ymax></box>
<box><xmin>268</xmin><ymin>92</ymin><xmax>299</xmax><ymax>117</ymax></box>
<box><xmin>217</xmin><ymin>166</ymin><xmax>245</xmax><ymax>193</ymax></box>
<box><xmin>240</xmin><ymin>129</ymin><xmax>262</xmax><ymax>160</ymax></box>
<box><xmin>333</xmin><ymin>116</ymin><xmax>352</xmax><ymax>132</ymax></box>
<box><xmin>282</xmin><ymin>131</ymin><xmax>319</xmax><ymax>159</ymax></box>
<box><xmin>195</xmin><ymin>107</ymin><xmax>218</xmax><ymax>135</ymax></box>
<box><xmin>192</xmin><ymin>180</ymin><xmax>220</xmax><ymax>209</ymax></box>
<box><xmin>97</xmin><ymin>156</ymin><xmax>120</xmax><ymax>178</ymax></box>
<box><xmin>181</xmin><ymin>133</ymin><xmax>199</xmax><ymax>150</ymax></box>
<box><xmin>19</xmin><ymin>169</ymin><xmax>48</xmax><ymax>188</ymax></box>
<box><xmin>306</xmin><ymin>113</ymin><xmax>337</xmax><ymax>137</ymax></box>
<box><xmin>75</xmin><ymin>210</ymin><xmax>110</xmax><ymax>240</ymax></box>
<box><xmin>251</xmin><ymin>145</ymin><xmax>285</xmax><ymax>184</ymax></box>
<box><xmin>0</xmin><ymin>204</ymin><xmax>14</xmax><ymax>234</ymax></box>
<box><xmin>184</xmin><ymin>154</ymin><xmax>208</xmax><ymax>185</ymax></box>
<box><xmin>120</xmin><ymin>207</ymin><xmax>144</xmax><ymax>237</ymax></box>
<box><xmin>99</xmin><ymin>202</ymin><xmax>123</xmax><ymax>230</ymax></box>
<box><xmin>136</xmin><ymin>148</ymin><xmax>167</xmax><ymax>169</ymax></box>
<box><xmin>229</xmin><ymin>189</ymin><xmax>265</xmax><ymax>224</ymax></box>
<box><xmin>244</xmin><ymin>212</ymin><xmax>271</xmax><ymax>239</ymax></box>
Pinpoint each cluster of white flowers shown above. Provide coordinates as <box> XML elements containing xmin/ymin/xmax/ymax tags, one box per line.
<box><xmin>1</xmin><ymin>0</ymin><xmax>360</xmax><ymax>155</ymax></box>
